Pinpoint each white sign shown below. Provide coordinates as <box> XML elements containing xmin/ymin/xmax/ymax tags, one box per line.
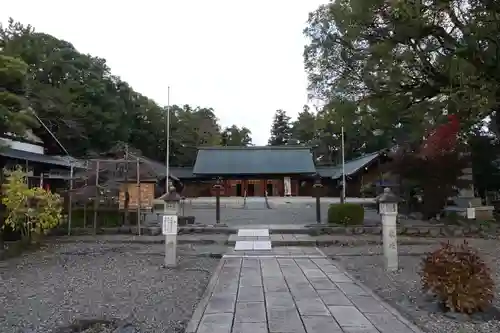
<box><xmin>284</xmin><ymin>177</ymin><xmax>291</xmax><ymax>196</ymax></box>
<box><xmin>162</xmin><ymin>215</ymin><xmax>178</xmax><ymax>235</ymax></box>
<box><xmin>466</xmin><ymin>207</ymin><xmax>476</xmax><ymax>220</ymax></box>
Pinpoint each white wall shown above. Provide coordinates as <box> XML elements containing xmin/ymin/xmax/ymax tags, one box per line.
<box><xmin>0</xmin><ymin>138</ymin><xmax>45</xmax><ymax>154</ymax></box>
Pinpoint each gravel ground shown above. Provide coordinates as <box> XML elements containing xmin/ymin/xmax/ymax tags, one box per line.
<box><xmin>0</xmin><ymin>242</ymin><xmax>222</xmax><ymax>333</ymax></box>
<box><xmin>323</xmin><ymin>239</ymin><xmax>500</xmax><ymax>333</ymax></box>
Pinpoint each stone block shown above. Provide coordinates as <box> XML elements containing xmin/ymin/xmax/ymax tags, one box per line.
<box><xmin>289</xmin><ymin>285</ymin><xmax>318</xmax><ymax>299</ymax></box>
<box><xmin>295</xmin><ymin>298</ymin><xmax>330</xmax><ymax>316</ymax></box>
<box><xmin>336</xmin><ymin>282</ymin><xmax>370</xmax><ymax>296</ymax></box>
<box><xmin>348</xmin><ymin>296</ymin><xmax>389</xmax><ymax>313</ymax></box>
<box><xmin>205</xmin><ymin>294</ymin><xmax>237</xmax><ymax>314</ymax></box>
<box><xmin>267</xmin><ymin>308</ymin><xmax>306</xmax><ymax>333</ymax></box>
<box><xmin>265</xmin><ymin>292</ymin><xmax>296</xmax><ymax>309</ymax></box>
<box><xmin>197</xmin><ymin>313</ymin><xmax>233</xmax><ymax>333</ymax></box>
<box><xmin>239</xmin><ymin>274</ymin><xmax>263</xmax><ymax>287</ymax></box>
<box><xmin>238</xmin><ymin>286</ymin><xmax>264</xmax><ymax>302</ymax></box>
<box><xmin>242</xmin><ymin>259</ymin><xmax>260</xmax><ymax>268</ymax></box>
<box><xmin>309</xmin><ymin>277</ymin><xmax>337</xmax><ymax>290</ymax></box>
<box><xmin>263</xmin><ymin>277</ymin><xmax>289</xmax><ymax>292</ymax></box>
<box><xmin>364</xmin><ymin>312</ymin><xmax>415</xmax><ymax>332</ymax></box>
<box><xmin>231</xmin><ymin>322</ymin><xmax>268</xmax><ymax>333</ymax></box>
<box><xmin>328</xmin><ymin>306</ymin><xmax>374</xmax><ymax>328</ymax></box>
<box><xmin>301</xmin><ymin>269</ymin><xmax>327</xmax><ymax>279</ymax></box>
<box><xmin>302</xmin><ymin>315</ymin><xmax>343</xmax><ymax>333</ymax></box>
<box><xmin>327</xmin><ymin>273</ymin><xmax>352</xmax><ymax>283</ymax></box>
<box><xmin>235</xmin><ymin>302</ymin><xmax>266</xmax><ymax>323</ymax></box>
<box><xmin>317</xmin><ymin>289</ymin><xmax>353</xmax><ymax>306</ymax></box>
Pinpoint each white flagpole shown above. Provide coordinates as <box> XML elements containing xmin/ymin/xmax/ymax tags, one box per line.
<box><xmin>165</xmin><ymin>86</ymin><xmax>170</xmax><ymax>193</ymax></box>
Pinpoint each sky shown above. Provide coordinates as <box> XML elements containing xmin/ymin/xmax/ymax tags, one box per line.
<box><xmin>2</xmin><ymin>0</ymin><xmax>327</xmax><ymax>145</ymax></box>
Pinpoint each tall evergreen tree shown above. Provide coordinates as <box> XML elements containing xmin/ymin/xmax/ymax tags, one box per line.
<box><xmin>268</xmin><ymin>109</ymin><xmax>292</xmax><ymax>146</ymax></box>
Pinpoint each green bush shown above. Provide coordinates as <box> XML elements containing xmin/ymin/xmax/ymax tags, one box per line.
<box><xmin>62</xmin><ymin>208</ymin><xmax>138</xmax><ymax>228</ymax></box>
<box><xmin>327</xmin><ymin>203</ymin><xmax>364</xmax><ymax>225</ymax></box>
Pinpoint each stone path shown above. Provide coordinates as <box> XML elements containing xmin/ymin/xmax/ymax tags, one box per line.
<box><xmin>186</xmin><ymin>229</ymin><xmax>423</xmax><ymax>333</ymax></box>
<box><xmin>234</xmin><ymin>229</ymin><xmax>272</xmax><ymax>251</ymax></box>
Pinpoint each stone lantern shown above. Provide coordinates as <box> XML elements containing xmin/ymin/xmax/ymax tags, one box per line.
<box><xmin>153</xmin><ymin>186</ymin><xmax>180</xmax><ymax>268</ymax></box>
<box><xmin>378</xmin><ymin>187</ymin><xmax>400</xmax><ymax>271</ymax></box>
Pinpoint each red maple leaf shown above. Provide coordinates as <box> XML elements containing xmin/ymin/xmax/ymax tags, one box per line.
<box><xmin>420</xmin><ymin>115</ymin><xmax>460</xmax><ymax>158</ymax></box>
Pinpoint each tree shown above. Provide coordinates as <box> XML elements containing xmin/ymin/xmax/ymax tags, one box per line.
<box><xmin>290</xmin><ymin>105</ymin><xmax>317</xmax><ymax>146</ymax></box>
<box><xmin>268</xmin><ymin>109</ymin><xmax>292</xmax><ymax>146</ymax></box>
<box><xmin>470</xmin><ymin>131</ymin><xmax>500</xmax><ymax>198</ymax></box>
<box><xmin>0</xmin><ymin>54</ymin><xmax>37</xmax><ymax>136</ymax></box>
<box><xmin>221</xmin><ymin>125</ymin><xmax>252</xmax><ymax>146</ymax></box>
<box><xmin>1</xmin><ymin>18</ymin><xmax>256</xmax><ymax>167</ymax></box>
<box><xmin>304</xmin><ymin>0</ymin><xmax>500</xmax><ymax>141</ymax></box>
<box><xmin>391</xmin><ymin>116</ymin><xmax>466</xmax><ymax>219</ymax></box>
<box><xmin>2</xmin><ymin>166</ymin><xmax>63</xmax><ymax>240</ymax></box>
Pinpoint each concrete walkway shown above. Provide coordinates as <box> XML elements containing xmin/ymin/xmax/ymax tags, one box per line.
<box><xmin>186</xmin><ymin>229</ymin><xmax>423</xmax><ymax>333</ymax></box>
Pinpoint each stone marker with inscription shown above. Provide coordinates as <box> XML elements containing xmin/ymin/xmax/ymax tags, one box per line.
<box><xmin>378</xmin><ymin>187</ymin><xmax>400</xmax><ymax>271</ymax></box>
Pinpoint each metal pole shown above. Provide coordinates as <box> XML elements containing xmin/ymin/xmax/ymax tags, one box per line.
<box><xmin>68</xmin><ymin>163</ymin><xmax>74</xmax><ymax>236</ymax></box>
<box><xmin>165</xmin><ymin>86</ymin><xmax>171</xmax><ymax>194</ymax></box>
<box><xmin>136</xmin><ymin>157</ymin><xmax>141</xmax><ymax>236</ymax></box>
<box><xmin>341</xmin><ymin>123</ymin><xmax>346</xmax><ymax>203</ymax></box>
<box><xmin>124</xmin><ymin>144</ymin><xmax>130</xmax><ymax>226</ymax></box>
<box><xmin>313</xmin><ymin>176</ymin><xmax>323</xmax><ymax>223</ymax></box>
<box><xmin>93</xmin><ymin>161</ymin><xmax>100</xmax><ymax>234</ymax></box>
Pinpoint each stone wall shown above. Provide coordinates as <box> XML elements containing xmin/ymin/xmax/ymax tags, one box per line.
<box><xmin>309</xmin><ymin>223</ymin><xmax>499</xmax><ymax>238</ymax></box>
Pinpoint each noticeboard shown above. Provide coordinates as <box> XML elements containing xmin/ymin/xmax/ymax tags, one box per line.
<box><xmin>162</xmin><ymin>215</ymin><xmax>178</xmax><ymax>235</ymax></box>
<box><xmin>119</xmin><ymin>183</ymin><xmax>154</xmax><ymax>209</ymax></box>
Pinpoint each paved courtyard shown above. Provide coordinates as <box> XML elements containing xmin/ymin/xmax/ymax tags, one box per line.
<box><xmin>177</xmin><ymin>197</ymin><xmax>380</xmax><ymax>227</ymax></box>
<box><xmin>187</xmin><ymin>228</ymin><xmax>423</xmax><ymax>333</ymax></box>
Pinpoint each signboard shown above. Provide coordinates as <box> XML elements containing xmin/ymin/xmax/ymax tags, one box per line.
<box><xmin>119</xmin><ymin>183</ymin><xmax>154</xmax><ymax>209</ymax></box>
<box><xmin>466</xmin><ymin>207</ymin><xmax>476</xmax><ymax>220</ymax></box>
<box><xmin>162</xmin><ymin>215</ymin><xmax>178</xmax><ymax>235</ymax></box>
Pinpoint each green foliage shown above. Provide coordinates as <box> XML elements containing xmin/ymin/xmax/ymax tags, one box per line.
<box><xmin>420</xmin><ymin>242</ymin><xmax>494</xmax><ymax>314</ymax></box>
<box><xmin>304</xmin><ymin>0</ymin><xmax>500</xmax><ymax>142</ymax></box>
<box><xmin>0</xmin><ymin>18</ymin><xmax>251</xmax><ymax>165</ymax></box>
<box><xmin>221</xmin><ymin>125</ymin><xmax>252</xmax><ymax>146</ymax></box>
<box><xmin>0</xmin><ymin>54</ymin><xmax>38</xmax><ymax>135</ymax></box>
<box><xmin>443</xmin><ymin>211</ymin><xmax>464</xmax><ymax>225</ymax></box>
<box><xmin>470</xmin><ymin>131</ymin><xmax>500</xmax><ymax>195</ymax></box>
<box><xmin>67</xmin><ymin>208</ymin><xmax>133</xmax><ymax>228</ymax></box>
<box><xmin>1</xmin><ymin>167</ymin><xmax>63</xmax><ymax>238</ymax></box>
<box><xmin>268</xmin><ymin>109</ymin><xmax>292</xmax><ymax>146</ymax></box>
<box><xmin>327</xmin><ymin>203</ymin><xmax>364</xmax><ymax>225</ymax></box>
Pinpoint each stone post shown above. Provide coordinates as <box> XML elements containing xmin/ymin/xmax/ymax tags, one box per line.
<box><xmin>378</xmin><ymin>187</ymin><xmax>400</xmax><ymax>271</ymax></box>
<box><xmin>213</xmin><ymin>177</ymin><xmax>222</xmax><ymax>224</ymax></box>
<box><xmin>313</xmin><ymin>175</ymin><xmax>323</xmax><ymax>223</ymax></box>
<box><xmin>161</xmin><ymin>186</ymin><xmax>180</xmax><ymax>268</ymax></box>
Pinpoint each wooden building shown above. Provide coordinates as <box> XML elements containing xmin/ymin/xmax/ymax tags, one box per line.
<box><xmin>171</xmin><ymin>146</ymin><xmax>391</xmax><ymax>198</ymax></box>
<box><xmin>190</xmin><ymin>146</ymin><xmax>316</xmax><ymax>196</ymax></box>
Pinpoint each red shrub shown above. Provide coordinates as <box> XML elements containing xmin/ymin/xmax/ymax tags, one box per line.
<box><xmin>420</xmin><ymin>241</ymin><xmax>494</xmax><ymax>313</ymax></box>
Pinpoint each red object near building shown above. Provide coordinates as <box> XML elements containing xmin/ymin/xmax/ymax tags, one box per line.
<box><xmin>420</xmin><ymin>114</ymin><xmax>460</xmax><ymax>158</ymax></box>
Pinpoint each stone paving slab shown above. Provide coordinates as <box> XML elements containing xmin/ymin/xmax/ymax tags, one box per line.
<box><xmin>186</xmin><ymin>252</ymin><xmax>424</xmax><ymax>333</ymax></box>
<box><xmin>238</xmin><ymin>229</ymin><xmax>270</xmax><ymax>237</ymax></box>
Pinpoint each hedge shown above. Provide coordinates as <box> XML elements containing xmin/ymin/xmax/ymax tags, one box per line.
<box><xmin>327</xmin><ymin>203</ymin><xmax>364</xmax><ymax>225</ymax></box>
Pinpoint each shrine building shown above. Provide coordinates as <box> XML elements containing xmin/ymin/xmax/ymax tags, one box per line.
<box><xmin>171</xmin><ymin>146</ymin><xmax>390</xmax><ymax>198</ymax></box>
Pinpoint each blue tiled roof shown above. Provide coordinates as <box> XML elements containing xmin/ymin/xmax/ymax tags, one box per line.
<box><xmin>315</xmin><ymin>151</ymin><xmax>382</xmax><ymax>179</ymax></box>
<box><xmin>193</xmin><ymin>146</ymin><xmax>317</xmax><ymax>176</ymax></box>
<box><xmin>0</xmin><ymin>147</ymin><xmax>85</xmax><ymax>168</ymax></box>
